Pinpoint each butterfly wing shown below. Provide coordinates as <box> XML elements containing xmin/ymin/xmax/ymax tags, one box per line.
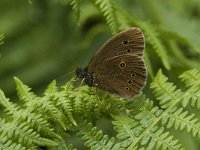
<box><xmin>91</xmin><ymin>54</ymin><xmax>147</xmax><ymax>98</ymax></box>
<box><xmin>88</xmin><ymin>27</ymin><xmax>145</xmax><ymax>72</ymax></box>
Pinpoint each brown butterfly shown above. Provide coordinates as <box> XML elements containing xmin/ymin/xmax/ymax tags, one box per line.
<box><xmin>76</xmin><ymin>27</ymin><xmax>147</xmax><ymax>98</ymax></box>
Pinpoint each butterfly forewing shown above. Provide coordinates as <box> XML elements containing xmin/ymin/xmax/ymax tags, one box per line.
<box><xmin>91</xmin><ymin>54</ymin><xmax>147</xmax><ymax>98</ymax></box>
<box><xmin>88</xmin><ymin>28</ymin><xmax>145</xmax><ymax>72</ymax></box>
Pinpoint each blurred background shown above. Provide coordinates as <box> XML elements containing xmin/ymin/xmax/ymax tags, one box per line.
<box><xmin>1</xmin><ymin>0</ymin><xmax>200</xmax><ymax>149</ymax></box>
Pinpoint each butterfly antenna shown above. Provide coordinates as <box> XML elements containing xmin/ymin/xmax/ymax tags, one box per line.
<box><xmin>59</xmin><ymin>70</ymin><xmax>76</xmax><ymax>80</ymax></box>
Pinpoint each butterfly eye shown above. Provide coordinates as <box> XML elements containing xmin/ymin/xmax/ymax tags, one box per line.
<box><xmin>127</xmin><ymin>80</ymin><xmax>133</xmax><ymax>85</ymax></box>
<box><xmin>126</xmin><ymin>48</ymin><xmax>131</xmax><ymax>53</ymax></box>
<box><xmin>119</xmin><ymin>62</ymin><xmax>126</xmax><ymax>68</ymax></box>
<box><xmin>122</xmin><ymin>40</ymin><xmax>129</xmax><ymax>45</ymax></box>
<box><xmin>125</xmin><ymin>87</ymin><xmax>129</xmax><ymax>91</ymax></box>
<box><xmin>131</xmin><ymin>73</ymin><xmax>136</xmax><ymax>77</ymax></box>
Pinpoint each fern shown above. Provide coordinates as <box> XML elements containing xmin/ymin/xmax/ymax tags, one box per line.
<box><xmin>111</xmin><ymin>69</ymin><xmax>200</xmax><ymax>149</ymax></box>
<box><xmin>77</xmin><ymin>121</ymin><xmax>123</xmax><ymax>150</ymax></box>
<box><xmin>1</xmin><ymin>69</ymin><xmax>200</xmax><ymax>149</ymax></box>
<box><xmin>138</xmin><ymin>22</ymin><xmax>170</xmax><ymax>70</ymax></box>
<box><xmin>0</xmin><ymin>34</ymin><xmax>4</xmax><ymax>45</ymax></box>
<box><xmin>179</xmin><ymin>69</ymin><xmax>200</xmax><ymax>108</ymax></box>
<box><xmin>69</xmin><ymin>0</ymin><xmax>81</xmax><ymax>22</ymax></box>
<box><xmin>14</xmin><ymin>77</ymin><xmax>67</xmax><ymax>130</ymax></box>
<box><xmin>90</xmin><ymin>0</ymin><xmax>119</xmax><ymax>33</ymax></box>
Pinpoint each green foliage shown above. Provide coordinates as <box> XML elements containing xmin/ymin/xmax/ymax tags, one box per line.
<box><xmin>0</xmin><ymin>69</ymin><xmax>200</xmax><ymax>149</ymax></box>
<box><xmin>0</xmin><ymin>34</ymin><xmax>4</xmax><ymax>45</ymax></box>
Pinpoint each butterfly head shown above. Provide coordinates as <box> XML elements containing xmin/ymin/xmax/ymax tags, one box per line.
<box><xmin>76</xmin><ymin>67</ymin><xmax>94</xmax><ymax>87</ymax></box>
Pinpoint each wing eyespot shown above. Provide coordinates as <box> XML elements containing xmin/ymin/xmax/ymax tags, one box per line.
<box><xmin>126</xmin><ymin>48</ymin><xmax>131</xmax><ymax>53</ymax></box>
<box><xmin>127</xmin><ymin>79</ymin><xmax>133</xmax><ymax>85</ymax></box>
<box><xmin>131</xmin><ymin>73</ymin><xmax>136</xmax><ymax>77</ymax></box>
<box><xmin>122</xmin><ymin>40</ymin><xmax>129</xmax><ymax>45</ymax></box>
<box><xmin>125</xmin><ymin>87</ymin><xmax>129</xmax><ymax>91</ymax></box>
<box><xmin>119</xmin><ymin>62</ymin><xmax>126</xmax><ymax>68</ymax></box>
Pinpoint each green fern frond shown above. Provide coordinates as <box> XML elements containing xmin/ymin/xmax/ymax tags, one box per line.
<box><xmin>151</xmin><ymin>68</ymin><xmax>200</xmax><ymax>110</ymax></box>
<box><xmin>0</xmin><ymin>89</ymin><xmax>61</xmax><ymax>140</ymax></box>
<box><xmin>51</xmin><ymin>140</ymin><xmax>77</xmax><ymax>150</ymax></box>
<box><xmin>69</xmin><ymin>0</ymin><xmax>81</xmax><ymax>22</ymax></box>
<box><xmin>151</xmin><ymin>70</ymin><xmax>182</xmax><ymax>108</ymax></box>
<box><xmin>179</xmin><ymin>69</ymin><xmax>200</xmax><ymax>87</ymax></box>
<box><xmin>134</xmin><ymin>107</ymin><xmax>183</xmax><ymax>150</ymax></box>
<box><xmin>14</xmin><ymin>77</ymin><xmax>67</xmax><ymax>130</ymax></box>
<box><xmin>139</xmin><ymin>22</ymin><xmax>170</xmax><ymax>70</ymax></box>
<box><xmin>112</xmin><ymin>115</ymin><xmax>140</xmax><ymax>147</ymax></box>
<box><xmin>0</xmin><ymin>34</ymin><xmax>4</xmax><ymax>45</ymax></box>
<box><xmin>142</xmin><ymin>127</ymin><xmax>183</xmax><ymax>150</ymax></box>
<box><xmin>1</xmin><ymin>68</ymin><xmax>200</xmax><ymax>149</ymax></box>
<box><xmin>0</xmin><ymin>119</ymin><xmax>26</xmax><ymax>150</ymax></box>
<box><xmin>0</xmin><ymin>91</ymin><xmax>59</xmax><ymax>147</ymax></box>
<box><xmin>162</xmin><ymin>108</ymin><xmax>200</xmax><ymax>137</ymax></box>
<box><xmin>150</xmin><ymin>69</ymin><xmax>200</xmax><ymax>138</ymax></box>
<box><xmin>0</xmin><ymin>119</ymin><xmax>57</xmax><ymax>148</ymax></box>
<box><xmin>112</xmin><ymin>115</ymin><xmax>183</xmax><ymax>150</ymax></box>
<box><xmin>0</xmin><ymin>137</ymin><xmax>26</xmax><ymax>150</ymax></box>
<box><xmin>179</xmin><ymin>69</ymin><xmax>200</xmax><ymax>108</ymax></box>
<box><xmin>91</xmin><ymin>0</ymin><xmax>118</xmax><ymax>33</ymax></box>
<box><xmin>77</xmin><ymin>122</ymin><xmax>123</xmax><ymax>149</ymax></box>
<box><xmin>14</xmin><ymin>77</ymin><xmax>37</xmax><ymax>104</ymax></box>
<box><xmin>51</xmin><ymin>82</ymin><xmax>77</xmax><ymax>127</ymax></box>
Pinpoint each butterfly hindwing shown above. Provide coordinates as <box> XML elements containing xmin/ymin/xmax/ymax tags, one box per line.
<box><xmin>92</xmin><ymin>54</ymin><xmax>147</xmax><ymax>98</ymax></box>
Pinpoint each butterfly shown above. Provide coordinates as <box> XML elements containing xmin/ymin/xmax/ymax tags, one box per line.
<box><xmin>76</xmin><ymin>28</ymin><xmax>147</xmax><ymax>98</ymax></box>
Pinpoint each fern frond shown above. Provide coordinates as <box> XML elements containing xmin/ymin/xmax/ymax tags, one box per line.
<box><xmin>72</xmin><ymin>86</ymin><xmax>103</xmax><ymax>122</ymax></box>
<box><xmin>151</xmin><ymin>70</ymin><xmax>182</xmax><ymax>108</ymax></box>
<box><xmin>91</xmin><ymin>0</ymin><xmax>118</xmax><ymax>33</ymax></box>
<box><xmin>0</xmin><ymin>119</ymin><xmax>26</xmax><ymax>150</ymax></box>
<box><xmin>14</xmin><ymin>77</ymin><xmax>67</xmax><ymax>130</ymax></box>
<box><xmin>0</xmin><ymin>91</ymin><xmax>59</xmax><ymax>147</ymax></box>
<box><xmin>112</xmin><ymin>115</ymin><xmax>183</xmax><ymax>150</ymax></box>
<box><xmin>179</xmin><ymin>69</ymin><xmax>200</xmax><ymax>108</ymax></box>
<box><xmin>179</xmin><ymin>69</ymin><xmax>200</xmax><ymax>87</ymax></box>
<box><xmin>51</xmin><ymin>139</ymin><xmax>77</xmax><ymax>150</ymax></box>
<box><xmin>150</xmin><ymin>69</ymin><xmax>200</xmax><ymax>139</ymax></box>
<box><xmin>0</xmin><ymin>34</ymin><xmax>4</xmax><ymax>45</ymax></box>
<box><xmin>0</xmin><ymin>138</ymin><xmax>26</xmax><ymax>150</ymax></box>
<box><xmin>134</xmin><ymin>106</ymin><xmax>183</xmax><ymax>150</ymax></box>
<box><xmin>0</xmin><ymin>89</ymin><xmax>61</xmax><ymax>140</ymax></box>
<box><xmin>151</xmin><ymin>69</ymin><xmax>200</xmax><ymax>109</ymax></box>
<box><xmin>142</xmin><ymin>126</ymin><xmax>183</xmax><ymax>150</ymax></box>
<box><xmin>112</xmin><ymin>115</ymin><xmax>140</xmax><ymax>147</ymax></box>
<box><xmin>69</xmin><ymin>0</ymin><xmax>81</xmax><ymax>22</ymax></box>
<box><xmin>1</xmin><ymin>120</ymin><xmax>57</xmax><ymax>147</ymax></box>
<box><xmin>49</xmin><ymin>80</ymin><xmax>77</xmax><ymax>127</ymax></box>
<box><xmin>44</xmin><ymin>80</ymin><xmax>58</xmax><ymax>95</ymax></box>
<box><xmin>14</xmin><ymin>77</ymin><xmax>37</xmax><ymax>104</ymax></box>
<box><xmin>162</xmin><ymin>108</ymin><xmax>200</xmax><ymax>138</ymax></box>
<box><xmin>77</xmin><ymin>122</ymin><xmax>123</xmax><ymax>150</ymax></box>
<box><xmin>139</xmin><ymin>22</ymin><xmax>170</xmax><ymax>70</ymax></box>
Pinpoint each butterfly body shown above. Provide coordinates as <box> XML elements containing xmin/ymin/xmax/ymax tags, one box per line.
<box><xmin>76</xmin><ymin>28</ymin><xmax>147</xmax><ymax>98</ymax></box>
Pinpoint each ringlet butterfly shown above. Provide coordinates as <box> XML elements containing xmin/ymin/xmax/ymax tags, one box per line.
<box><xmin>76</xmin><ymin>27</ymin><xmax>147</xmax><ymax>98</ymax></box>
